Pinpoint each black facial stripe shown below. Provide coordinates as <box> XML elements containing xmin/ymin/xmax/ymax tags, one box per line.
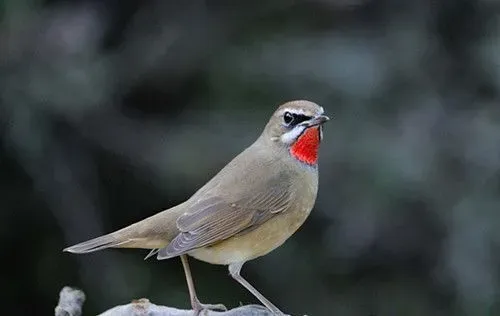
<box><xmin>283</xmin><ymin>111</ymin><xmax>312</xmax><ymax>127</ymax></box>
<box><xmin>293</xmin><ymin>114</ymin><xmax>312</xmax><ymax>124</ymax></box>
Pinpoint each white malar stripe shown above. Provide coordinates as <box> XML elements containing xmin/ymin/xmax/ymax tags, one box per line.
<box><xmin>280</xmin><ymin>125</ymin><xmax>306</xmax><ymax>144</ymax></box>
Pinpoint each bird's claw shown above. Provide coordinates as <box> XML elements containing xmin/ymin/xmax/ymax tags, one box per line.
<box><xmin>192</xmin><ymin>300</ymin><xmax>227</xmax><ymax>315</ymax></box>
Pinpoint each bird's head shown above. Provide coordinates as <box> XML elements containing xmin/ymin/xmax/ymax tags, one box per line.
<box><xmin>262</xmin><ymin>100</ymin><xmax>329</xmax><ymax>165</ymax></box>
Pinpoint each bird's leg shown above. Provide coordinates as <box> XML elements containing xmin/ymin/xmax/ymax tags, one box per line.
<box><xmin>180</xmin><ymin>255</ymin><xmax>227</xmax><ymax>315</ymax></box>
<box><xmin>228</xmin><ymin>262</ymin><xmax>286</xmax><ymax>316</ymax></box>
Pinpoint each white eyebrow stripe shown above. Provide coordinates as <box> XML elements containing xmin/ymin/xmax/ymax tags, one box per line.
<box><xmin>279</xmin><ymin>107</ymin><xmax>309</xmax><ymax>116</ymax></box>
<box><xmin>278</xmin><ymin>106</ymin><xmax>324</xmax><ymax>117</ymax></box>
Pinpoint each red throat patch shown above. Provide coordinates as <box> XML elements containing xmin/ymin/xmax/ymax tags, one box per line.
<box><xmin>290</xmin><ymin>126</ymin><xmax>321</xmax><ymax>165</ymax></box>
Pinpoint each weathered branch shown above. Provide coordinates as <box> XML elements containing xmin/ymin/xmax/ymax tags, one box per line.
<box><xmin>55</xmin><ymin>287</ymin><xmax>275</xmax><ymax>316</ymax></box>
<box><xmin>98</xmin><ymin>301</ymin><xmax>273</xmax><ymax>316</ymax></box>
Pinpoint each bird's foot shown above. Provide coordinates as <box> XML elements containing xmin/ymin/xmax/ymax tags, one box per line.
<box><xmin>261</xmin><ymin>304</ymin><xmax>287</xmax><ymax>316</ymax></box>
<box><xmin>267</xmin><ymin>307</ymin><xmax>287</xmax><ymax>316</ymax></box>
<box><xmin>191</xmin><ymin>298</ymin><xmax>227</xmax><ymax>315</ymax></box>
<box><xmin>243</xmin><ymin>304</ymin><xmax>288</xmax><ymax>315</ymax></box>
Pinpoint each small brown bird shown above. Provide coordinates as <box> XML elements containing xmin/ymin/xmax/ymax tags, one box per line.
<box><xmin>64</xmin><ymin>100</ymin><xmax>329</xmax><ymax>315</ymax></box>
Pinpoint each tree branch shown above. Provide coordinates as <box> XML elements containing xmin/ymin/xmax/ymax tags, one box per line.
<box><xmin>55</xmin><ymin>287</ymin><xmax>275</xmax><ymax>316</ymax></box>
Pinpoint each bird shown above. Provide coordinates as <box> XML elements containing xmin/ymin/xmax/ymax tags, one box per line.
<box><xmin>64</xmin><ymin>100</ymin><xmax>329</xmax><ymax>316</ymax></box>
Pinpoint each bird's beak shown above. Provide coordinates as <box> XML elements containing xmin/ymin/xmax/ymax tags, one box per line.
<box><xmin>301</xmin><ymin>115</ymin><xmax>330</xmax><ymax>127</ymax></box>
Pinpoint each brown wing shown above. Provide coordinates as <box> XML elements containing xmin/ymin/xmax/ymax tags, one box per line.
<box><xmin>156</xmin><ymin>180</ymin><xmax>293</xmax><ymax>259</ymax></box>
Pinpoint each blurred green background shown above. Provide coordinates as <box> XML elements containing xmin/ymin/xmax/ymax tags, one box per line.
<box><xmin>1</xmin><ymin>0</ymin><xmax>500</xmax><ymax>315</ymax></box>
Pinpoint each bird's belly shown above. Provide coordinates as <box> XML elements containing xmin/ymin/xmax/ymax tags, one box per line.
<box><xmin>188</xmin><ymin>206</ymin><xmax>312</xmax><ymax>265</ymax></box>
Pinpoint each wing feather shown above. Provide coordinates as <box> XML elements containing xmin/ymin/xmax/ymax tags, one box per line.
<box><xmin>157</xmin><ymin>177</ymin><xmax>293</xmax><ymax>259</ymax></box>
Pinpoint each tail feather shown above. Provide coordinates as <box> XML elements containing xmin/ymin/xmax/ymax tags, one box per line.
<box><xmin>63</xmin><ymin>233</ymin><xmax>132</xmax><ymax>254</ymax></box>
<box><xmin>63</xmin><ymin>206</ymin><xmax>183</xmax><ymax>255</ymax></box>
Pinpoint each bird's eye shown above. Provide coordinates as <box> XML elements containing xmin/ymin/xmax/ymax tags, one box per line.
<box><xmin>283</xmin><ymin>112</ymin><xmax>294</xmax><ymax>125</ymax></box>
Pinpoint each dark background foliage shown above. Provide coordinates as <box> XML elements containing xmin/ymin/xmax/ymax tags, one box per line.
<box><xmin>1</xmin><ymin>0</ymin><xmax>500</xmax><ymax>315</ymax></box>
